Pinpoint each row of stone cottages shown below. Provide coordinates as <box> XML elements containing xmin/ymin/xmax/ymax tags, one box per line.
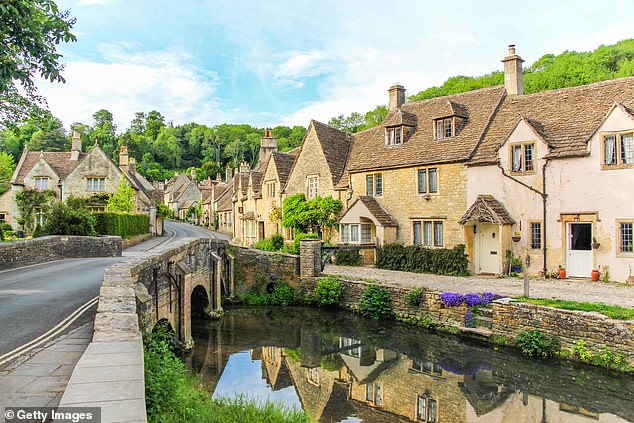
<box><xmin>0</xmin><ymin>136</ymin><xmax>162</xmax><ymax>235</ymax></box>
<box><xmin>207</xmin><ymin>46</ymin><xmax>634</xmax><ymax>283</ymax></box>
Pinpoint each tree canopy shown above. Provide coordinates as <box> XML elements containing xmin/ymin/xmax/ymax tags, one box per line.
<box><xmin>282</xmin><ymin>193</ymin><xmax>342</xmax><ymax>235</ymax></box>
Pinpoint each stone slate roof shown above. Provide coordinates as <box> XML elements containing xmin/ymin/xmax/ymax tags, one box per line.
<box><xmin>271</xmin><ymin>152</ymin><xmax>296</xmax><ymax>186</ymax></box>
<box><xmin>470</xmin><ymin>77</ymin><xmax>634</xmax><ymax>164</ymax></box>
<box><xmin>250</xmin><ymin>171</ymin><xmax>263</xmax><ymax>194</ymax></box>
<box><xmin>216</xmin><ymin>185</ymin><xmax>233</xmax><ymax>212</ymax></box>
<box><xmin>459</xmin><ymin>194</ymin><xmax>515</xmax><ymax>225</ymax></box>
<box><xmin>12</xmin><ymin>151</ymin><xmax>87</xmax><ymax>185</ymax></box>
<box><xmin>240</xmin><ymin>173</ymin><xmax>250</xmax><ymax>195</ymax></box>
<box><xmin>311</xmin><ymin>120</ymin><xmax>351</xmax><ymax>185</ymax></box>
<box><xmin>346</xmin><ymin>87</ymin><xmax>505</xmax><ymax>173</ymax></box>
<box><xmin>383</xmin><ymin>109</ymin><xmax>417</xmax><ymax>127</ymax></box>
<box><xmin>354</xmin><ymin>196</ymin><xmax>399</xmax><ymax>227</ymax></box>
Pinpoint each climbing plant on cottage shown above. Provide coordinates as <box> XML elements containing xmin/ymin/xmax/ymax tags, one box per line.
<box><xmin>15</xmin><ymin>188</ymin><xmax>56</xmax><ymax>232</ymax></box>
<box><xmin>282</xmin><ymin>193</ymin><xmax>342</xmax><ymax>236</ymax></box>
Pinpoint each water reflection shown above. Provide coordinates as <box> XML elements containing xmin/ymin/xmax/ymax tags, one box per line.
<box><xmin>187</xmin><ymin>306</ymin><xmax>634</xmax><ymax>423</ymax></box>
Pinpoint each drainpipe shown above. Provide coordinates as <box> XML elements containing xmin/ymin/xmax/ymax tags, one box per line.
<box><xmin>496</xmin><ymin>158</ymin><xmax>550</xmax><ymax>274</ymax></box>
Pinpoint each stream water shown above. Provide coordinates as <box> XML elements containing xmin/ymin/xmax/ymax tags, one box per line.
<box><xmin>187</xmin><ymin>306</ymin><xmax>634</xmax><ymax>423</ymax></box>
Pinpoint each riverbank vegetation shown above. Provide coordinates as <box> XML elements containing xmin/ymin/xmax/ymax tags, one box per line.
<box><xmin>144</xmin><ymin>328</ymin><xmax>311</xmax><ymax>423</ymax></box>
<box><xmin>514</xmin><ymin>297</ymin><xmax>634</xmax><ymax>320</ymax></box>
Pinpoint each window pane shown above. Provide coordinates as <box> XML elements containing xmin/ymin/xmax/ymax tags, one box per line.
<box><xmin>429</xmin><ymin>168</ymin><xmax>438</xmax><ymax>193</ymax></box>
<box><xmin>99</xmin><ymin>178</ymin><xmax>105</xmax><ymax>191</ymax></box>
<box><xmin>417</xmin><ymin>397</ymin><xmax>427</xmax><ymax>420</ymax></box>
<box><xmin>436</xmin><ymin>120</ymin><xmax>443</xmax><ymax>139</ymax></box>
<box><xmin>621</xmin><ymin>223</ymin><xmax>633</xmax><ymax>253</ymax></box>
<box><xmin>366</xmin><ymin>175</ymin><xmax>374</xmax><ymax>196</ymax></box>
<box><xmin>341</xmin><ymin>224</ymin><xmax>350</xmax><ymax>243</ymax></box>
<box><xmin>413</xmin><ymin>222</ymin><xmax>422</xmax><ymax>245</ymax></box>
<box><xmin>434</xmin><ymin>222</ymin><xmax>443</xmax><ymax>247</ymax></box>
<box><xmin>530</xmin><ymin>222</ymin><xmax>541</xmax><ymax>249</ymax></box>
<box><xmin>621</xmin><ymin>133</ymin><xmax>634</xmax><ymax>164</ymax></box>
<box><xmin>395</xmin><ymin>128</ymin><xmax>401</xmax><ymax>144</ymax></box>
<box><xmin>424</xmin><ymin>221</ymin><xmax>432</xmax><ymax>247</ymax></box>
<box><xmin>428</xmin><ymin>399</ymin><xmax>437</xmax><ymax>423</ymax></box>
<box><xmin>351</xmin><ymin>225</ymin><xmax>359</xmax><ymax>243</ymax></box>
<box><xmin>444</xmin><ymin>118</ymin><xmax>452</xmax><ymax>138</ymax></box>
<box><xmin>361</xmin><ymin>224</ymin><xmax>372</xmax><ymax>243</ymax></box>
<box><xmin>375</xmin><ymin>383</ymin><xmax>383</xmax><ymax>406</ymax></box>
<box><xmin>418</xmin><ymin>169</ymin><xmax>427</xmax><ymax>194</ymax></box>
<box><xmin>375</xmin><ymin>174</ymin><xmax>382</xmax><ymax>196</ymax></box>
<box><xmin>524</xmin><ymin>144</ymin><xmax>534</xmax><ymax>171</ymax></box>
<box><xmin>366</xmin><ymin>384</ymin><xmax>373</xmax><ymax>402</ymax></box>
<box><xmin>605</xmin><ymin>136</ymin><xmax>616</xmax><ymax>165</ymax></box>
<box><xmin>87</xmin><ymin>179</ymin><xmax>91</xmax><ymax>190</ymax></box>
<box><xmin>512</xmin><ymin>145</ymin><xmax>523</xmax><ymax>171</ymax></box>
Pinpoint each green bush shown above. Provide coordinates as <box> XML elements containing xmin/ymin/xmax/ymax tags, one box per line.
<box><xmin>406</xmin><ymin>287</ymin><xmax>426</xmax><ymax>306</ymax></box>
<box><xmin>270</xmin><ymin>282</ymin><xmax>297</xmax><ymax>306</ymax></box>
<box><xmin>376</xmin><ymin>243</ymin><xmax>470</xmax><ymax>276</ymax></box>
<box><xmin>515</xmin><ymin>330</ymin><xmax>560</xmax><ymax>359</ymax></box>
<box><xmin>334</xmin><ymin>249</ymin><xmax>362</xmax><ymax>266</ymax></box>
<box><xmin>32</xmin><ymin>223</ymin><xmax>43</xmax><ymax>238</ymax></box>
<box><xmin>0</xmin><ymin>223</ymin><xmax>12</xmax><ymax>232</ymax></box>
<box><xmin>280</xmin><ymin>232</ymin><xmax>319</xmax><ymax>255</ymax></box>
<box><xmin>93</xmin><ymin>212</ymin><xmax>149</xmax><ymax>238</ymax></box>
<box><xmin>357</xmin><ymin>285</ymin><xmax>393</xmax><ymax>320</ymax></box>
<box><xmin>314</xmin><ymin>276</ymin><xmax>343</xmax><ymax>307</ymax></box>
<box><xmin>42</xmin><ymin>202</ymin><xmax>97</xmax><ymax>236</ymax></box>
<box><xmin>252</xmin><ymin>234</ymin><xmax>285</xmax><ymax>252</ymax></box>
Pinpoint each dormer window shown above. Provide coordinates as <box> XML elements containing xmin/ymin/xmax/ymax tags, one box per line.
<box><xmin>435</xmin><ymin>117</ymin><xmax>454</xmax><ymax>139</ymax></box>
<box><xmin>385</xmin><ymin>127</ymin><xmax>402</xmax><ymax>145</ymax></box>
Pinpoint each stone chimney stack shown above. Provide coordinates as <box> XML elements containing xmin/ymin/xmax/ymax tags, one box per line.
<box><xmin>129</xmin><ymin>157</ymin><xmax>136</xmax><ymax>173</ymax></box>
<box><xmin>239</xmin><ymin>161</ymin><xmax>250</xmax><ymax>174</ymax></box>
<box><xmin>119</xmin><ymin>145</ymin><xmax>129</xmax><ymax>169</ymax></box>
<box><xmin>388</xmin><ymin>83</ymin><xmax>406</xmax><ymax>111</ymax></box>
<box><xmin>225</xmin><ymin>164</ymin><xmax>233</xmax><ymax>182</ymax></box>
<box><xmin>258</xmin><ymin>128</ymin><xmax>278</xmax><ymax>165</ymax></box>
<box><xmin>190</xmin><ymin>167</ymin><xmax>196</xmax><ymax>180</ymax></box>
<box><xmin>70</xmin><ymin>130</ymin><xmax>82</xmax><ymax>161</ymax></box>
<box><xmin>502</xmin><ymin>44</ymin><xmax>524</xmax><ymax>95</ymax></box>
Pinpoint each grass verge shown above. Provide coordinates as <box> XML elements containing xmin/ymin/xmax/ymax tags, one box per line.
<box><xmin>514</xmin><ymin>297</ymin><xmax>634</xmax><ymax>320</ymax></box>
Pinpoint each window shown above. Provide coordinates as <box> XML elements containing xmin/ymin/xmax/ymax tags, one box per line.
<box><xmin>620</xmin><ymin>222</ymin><xmax>633</xmax><ymax>253</ymax></box>
<box><xmin>308</xmin><ymin>368</ymin><xmax>320</xmax><ymax>385</ymax></box>
<box><xmin>417</xmin><ymin>396</ymin><xmax>437</xmax><ymax>422</ymax></box>
<box><xmin>245</xmin><ymin>220</ymin><xmax>257</xmax><ymax>238</ymax></box>
<box><xmin>604</xmin><ymin>132</ymin><xmax>634</xmax><ymax>167</ymax></box>
<box><xmin>266</xmin><ymin>182</ymin><xmax>276</xmax><ymax>198</ymax></box>
<box><xmin>0</xmin><ymin>213</ymin><xmax>5</xmax><ymax>222</ymax></box>
<box><xmin>385</xmin><ymin>127</ymin><xmax>402</xmax><ymax>145</ymax></box>
<box><xmin>366</xmin><ymin>173</ymin><xmax>382</xmax><ymax>197</ymax></box>
<box><xmin>417</xmin><ymin>168</ymin><xmax>438</xmax><ymax>194</ymax></box>
<box><xmin>365</xmin><ymin>383</ymin><xmax>383</xmax><ymax>406</ymax></box>
<box><xmin>307</xmin><ymin>176</ymin><xmax>318</xmax><ymax>199</ymax></box>
<box><xmin>435</xmin><ymin>118</ymin><xmax>453</xmax><ymax>139</ymax></box>
<box><xmin>510</xmin><ymin>143</ymin><xmax>535</xmax><ymax>173</ymax></box>
<box><xmin>34</xmin><ymin>177</ymin><xmax>49</xmax><ymax>190</ymax></box>
<box><xmin>413</xmin><ymin>221</ymin><xmax>443</xmax><ymax>247</ymax></box>
<box><xmin>411</xmin><ymin>357</ymin><xmax>442</xmax><ymax>376</ymax></box>
<box><xmin>530</xmin><ymin>222</ymin><xmax>542</xmax><ymax>249</ymax></box>
<box><xmin>35</xmin><ymin>208</ymin><xmax>46</xmax><ymax>227</ymax></box>
<box><xmin>86</xmin><ymin>177</ymin><xmax>106</xmax><ymax>191</ymax></box>
<box><xmin>340</xmin><ymin>223</ymin><xmax>372</xmax><ymax>244</ymax></box>
<box><xmin>340</xmin><ymin>337</ymin><xmax>361</xmax><ymax>357</ymax></box>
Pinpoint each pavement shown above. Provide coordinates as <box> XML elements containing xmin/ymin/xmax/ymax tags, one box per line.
<box><xmin>324</xmin><ymin>264</ymin><xmax>634</xmax><ymax>308</ymax></box>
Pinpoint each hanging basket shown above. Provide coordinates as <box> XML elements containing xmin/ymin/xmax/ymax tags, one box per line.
<box><xmin>512</xmin><ymin>236</ymin><xmax>521</xmax><ymax>242</ymax></box>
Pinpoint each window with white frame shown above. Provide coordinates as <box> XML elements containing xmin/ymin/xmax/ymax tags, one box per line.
<box><xmin>417</xmin><ymin>396</ymin><xmax>437</xmax><ymax>422</ymax></box>
<box><xmin>530</xmin><ymin>222</ymin><xmax>542</xmax><ymax>249</ymax></box>
<box><xmin>34</xmin><ymin>177</ymin><xmax>49</xmax><ymax>190</ymax></box>
<box><xmin>417</xmin><ymin>168</ymin><xmax>438</xmax><ymax>194</ymax></box>
<box><xmin>620</xmin><ymin>221</ymin><xmax>633</xmax><ymax>253</ymax></box>
<box><xmin>366</xmin><ymin>173</ymin><xmax>382</xmax><ymax>197</ymax></box>
<box><xmin>266</xmin><ymin>181</ymin><xmax>276</xmax><ymax>198</ymax></box>
<box><xmin>339</xmin><ymin>337</ymin><xmax>361</xmax><ymax>357</ymax></box>
<box><xmin>245</xmin><ymin>220</ymin><xmax>257</xmax><ymax>238</ymax></box>
<box><xmin>306</xmin><ymin>176</ymin><xmax>318</xmax><ymax>199</ymax></box>
<box><xmin>0</xmin><ymin>212</ymin><xmax>6</xmax><ymax>222</ymax></box>
<box><xmin>86</xmin><ymin>177</ymin><xmax>106</xmax><ymax>191</ymax></box>
<box><xmin>510</xmin><ymin>143</ymin><xmax>535</xmax><ymax>173</ymax></box>
<box><xmin>340</xmin><ymin>223</ymin><xmax>372</xmax><ymax>244</ymax></box>
<box><xmin>365</xmin><ymin>383</ymin><xmax>383</xmax><ymax>406</ymax></box>
<box><xmin>604</xmin><ymin>132</ymin><xmax>634</xmax><ymax>166</ymax></box>
<box><xmin>385</xmin><ymin>127</ymin><xmax>402</xmax><ymax>145</ymax></box>
<box><xmin>435</xmin><ymin>117</ymin><xmax>453</xmax><ymax>139</ymax></box>
<box><xmin>413</xmin><ymin>221</ymin><xmax>443</xmax><ymax>247</ymax></box>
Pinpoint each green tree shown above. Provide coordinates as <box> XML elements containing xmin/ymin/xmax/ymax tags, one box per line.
<box><xmin>282</xmin><ymin>193</ymin><xmax>342</xmax><ymax>235</ymax></box>
<box><xmin>0</xmin><ymin>152</ymin><xmax>16</xmax><ymax>194</ymax></box>
<box><xmin>42</xmin><ymin>201</ymin><xmax>96</xmax><ymax>236</ymax></box>
<box><xmin>0</xmin><ymin>0</ymin><xmax>76</xmax><ymax>127</ymax></box>
<box><xmin>90</xmin><ymin>109</ymin><xmax>117</xmax><ymax>157</ymax></box>
<box><xmin>107</xmin><ymin>177</ymin><xmax>135</xmax><ymax>212</ymax></box>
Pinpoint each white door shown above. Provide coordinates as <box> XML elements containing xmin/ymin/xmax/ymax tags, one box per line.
<box><xmin>566</xmin><ymin>223</ymin><xmax>593</xmax><ymax>277</ymax></box>
<box><xmin>478</xmin><ymin>224</ymin><xmax>500</xmax><ymax>274</ymax></box>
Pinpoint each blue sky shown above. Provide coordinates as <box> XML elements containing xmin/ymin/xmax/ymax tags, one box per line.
<box><xmin>38</xmin><ymin>0</ymin><xmax>634</xmax><ymax>131</ymax></box>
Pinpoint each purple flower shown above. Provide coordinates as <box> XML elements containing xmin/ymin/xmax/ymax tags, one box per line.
<box><xmin>464</xmin><ymin>293</ymin><xmax>483</xmax><ymax>307</ymax></box>
<box><xmin>440</xmin><ymin>292</ymin><xmax>464</xmax><ymax>307</ymax></box>
<box><xmin>481</xmin><ymin>292</ymin><xmax>501</xmax><ymax>305</ymax></box>
<box><xmin>465</xmin><ymin>310</ymin><xmax>477</xmax><ymax>327</ymax></box>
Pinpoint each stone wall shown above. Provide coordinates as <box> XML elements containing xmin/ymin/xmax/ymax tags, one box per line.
<box><xmin>233</xmin><ymin>246</ymin><xmax>300</xmax><ymax>293</ymax></box>
<box><xmin>300</xmin><ymin>277</ymin><xmax>634</xmax><ymax>365</ymax></box>
<box><xmin>0</xmin><ymin>235</ymin><xmax>122</xmax><ymax>270</ymax></box>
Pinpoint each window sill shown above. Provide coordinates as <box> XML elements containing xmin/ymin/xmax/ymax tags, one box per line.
<box><xmin>616</xmin><ymin>252</ymin><xmax>634</xmax><ymax>258</ymax></box>
<box><xmin>601</xmin><ymin>163</ymin><xmax>634</xmax><ymax>170</ymax></box>
<box><xmin>509</xmin><ymin>170</ymin><xmax>537</xmax><ymax>176</ymax></box>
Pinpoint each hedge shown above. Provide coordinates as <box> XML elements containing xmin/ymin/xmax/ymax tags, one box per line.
<box><xmin>93</xmin><ymin>212</ymin><xmax>149</xmax><ymax>238</ymax></box>
<box><xmin>376</xmin><ymin>243</ymin><xmax>469</xmax><ymax>276</ymax></box>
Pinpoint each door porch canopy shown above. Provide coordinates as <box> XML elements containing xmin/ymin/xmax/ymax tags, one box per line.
<box><xmin>459</xmin><ymin>194</ymin><xmax>515</xmax><ymax>225</ymax></box>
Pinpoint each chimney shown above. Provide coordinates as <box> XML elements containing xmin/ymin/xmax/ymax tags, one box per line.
<box><xmin>70</xmin><ymin>130</ymin><xmax>82</xmax><ymax>160</ymax></box>
<box><xmin>190</xmin><ymin>167</ymin><xmax>196</xmax><ymax>180</ymax></box>
<box><xmin>388</xmin><ymin>83</ymin><xmax>406</xmax><ymax>111</ymax></box>
<box><xmin>119</xmin><ymin>145</ymin><xmax>129</xmax><ymax>169</ymax></box>
<box><xmin>501</xmin><ymin>44</ymin><xmax>524</xmax><ymax>95</ymax></box>
<box><xmin>258</xmin><ymin>128</ymin><xmax>277</xmax><ymax>165</ymax></box>
<box><xmin>129</xmin><ymin>157</ymin><xmax>136</xmax><ymax>173</ymax></box>
<box><xmin>239</xmin><ymin>161</ymin><xmax>250</xmax><ymax>174</ymax></box>
<box><xmin>225</xmin><ymin>164</ymin><xmax>233</xmax><ymax>182</ymax></box>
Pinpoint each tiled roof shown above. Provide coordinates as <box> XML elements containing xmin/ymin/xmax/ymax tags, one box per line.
<box><xmin>311</xmin><ymin>120</ymin><xmax>351</xmax><ymax>185</ymax></box>
<box><xmin>356</xmin><ymin>196</ymin><xmax>398</xmax><ymax>227</ymax></box>
<box><xmin>470</xmin><ymin>77</ymin><xmax>634</xmax><ymax>164</ymax></box>
<box><xmin>250</xmin><ymin>171</ymin><xmax>263</xmax><ymax>193</ymax></box>
<box><xmin>459</xmin><ymin>194</ymin><xmax>515</xmax><ymax>225</ymax></box>
<box><xmin>271</xmin><ymin>152</ymin><xmax>296</xmax><ymax>186</ymax></box>
<box><xmin>346</xmin><ymin>87</ymin><xmax>505</xmax><ymax>172</ymax></box>
<box><xmin>240</xmin><ymin>173</ymin><xmax>250</xmax><ymax>194</ymax></box>
<box><xmin>383</xmin><ymin>109</ymin><xmax>417</xmax><ymax>127</ymax></box>
<box><xmin>216</xmin><ymin>185</ymin><xmax>233</xmax><ymax>212</ymax></box>
<box><xmin>12</xmin><ymin>151</ymin><xmax>86</xmax><ymax>184</ymax></box>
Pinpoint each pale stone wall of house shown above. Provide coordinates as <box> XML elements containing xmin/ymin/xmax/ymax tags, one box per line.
<box><xmin>62</xmin><ymin>148</ymin><xmax>123</xmax><ymax>201</ymax></box>
<box><xmin>348</xmin><ymin>162</ymin><xmax>468</xmax><ymax>248</ymax></box>
<box><xmin>260</xmin><ymin>160</ymin><xmax>283</xmax><ymax>240</ymax></box>
<box><xmin>24</xmin><ymin>158</ymin><xmax>62</xmax><ymax>196</ymax></box>
<box><xmin>0</xmin><ymin>189</ymin><xmax>16</xmax><ymax>229</ymax></box>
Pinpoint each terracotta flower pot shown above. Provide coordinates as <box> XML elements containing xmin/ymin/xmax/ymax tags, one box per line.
<box><xmin>591</xmin><ymin>269</ymin><xmax>600</xmax><ymax>282</ymax></box>
<box><xmin>558</xmin><ymin>268</ymin><xmax>566</xmax><ymax>279</ymax></box>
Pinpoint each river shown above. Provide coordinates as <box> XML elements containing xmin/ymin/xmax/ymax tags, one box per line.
<box><xmin>187</xmin><ymin>306</ymin><xmax>634</xmax><ymax>423</ymax></box>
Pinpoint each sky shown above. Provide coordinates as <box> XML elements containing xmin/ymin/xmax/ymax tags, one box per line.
<box><xmin>37</xmin><ymin>0</ymin><xmax>634</xmax><ymax>132</ymax></box>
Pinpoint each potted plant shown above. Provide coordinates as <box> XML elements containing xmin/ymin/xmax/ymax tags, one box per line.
<box><xmin>512</xmin><ymin>231</ymin><xmax>521</xmax><ymax>242</ymax></box>
<box><xmin>512</xmin><ymin>256</ymin><xmax>522</xmax><ymax>273</ymax></box>
<box><xmin>592</xmin><ymin>237</ymin><xmax>600</xmax><ymax>249</ymax></box>
<box><xmin>558</xmin><ymin>265</ymin><xmax>566</xmax><ymax>279</ymax></box>
<box><xmin>591</xmin><ymin>268</ymin><xmax>600</xmax><ymax>282</ymax></box>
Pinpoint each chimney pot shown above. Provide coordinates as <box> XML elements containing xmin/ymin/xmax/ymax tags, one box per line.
<box><xmin>502</xmin><ymin>44</ymin><xmax>524</xmax><ymax>95</ymax></box>
<box><xmin>388</xmin><ymin>83</ymin><xmax>406</xmax><ymax>111</ymax></box>
<box><xmin>508</xmin><ymin>44</ymin><xmax>516</xmax><ymax>55</ymax></box>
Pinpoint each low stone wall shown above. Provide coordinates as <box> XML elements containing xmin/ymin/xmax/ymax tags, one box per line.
<box><xmin>300</xmin><ymin>277</ymin><xmax>634</xmax><ymax>365</ymax></box>
<box><xmin>122</xmin><ymin>233</ymin><xmax>153</xmax><ymax>249</ymax></box>
<box><xmin>234</xmin><ymin>246</ymin><xmax>299</xmax><ymax>293</ymax></box>
<box><xmin>0</xmin><ymin>235</ymin><xmax>122</xmax><ymax>270</ymax></box>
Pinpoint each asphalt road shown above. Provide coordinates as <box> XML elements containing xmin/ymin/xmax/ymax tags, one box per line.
<box><xmin>0</xmin><ymin>221</ymin><xmax>219</xmax><ymax>360</ymax></box>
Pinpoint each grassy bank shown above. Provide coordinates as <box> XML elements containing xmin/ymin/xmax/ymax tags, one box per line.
<box><xmin>514</xmin><ymin>297</ymin><xmax>634</xmax><ymax>320</ymax></box>
<box><xmin>144</xmin><ymin>329</ymin><xmax>310</xmax><ymax>423</ymax></box>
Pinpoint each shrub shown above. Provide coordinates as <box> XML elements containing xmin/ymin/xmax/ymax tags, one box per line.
<box><xmin>515</xmin><ymin>330</ymin><xmax>560</xmax><ymax>359</ymax></box>
<box><xmin>0</xmin><ymin>223</ymin><xmax>11</xmax><ymax>232</ymax></box>
<box><xmin>280</xmin><ymin>232</ymin><xmax>319</xmax><ymax>255</ymax></box>
<box><xmin>31</xmin><ymin>223</ymin><xmax>43</xmax><ymax>238</ymax></box>
<box><xmin>93</xmin><ymin>212</ymin><xmax>149</xmax><ymax>238</ymax></box>
<box><xmin>334</xmin><ymin>249</ymin><xmax>362</xmax><ymax>266</ymax></box>
<box><xmin>314</xmin><ymin>276</ymin><xmax>343</xmax><ymax>307</ymax></box>
<box><xmin>357</xmin><ymin>285</ymin><xmax>393</xmax><ymax>320</ymax></box>
<box><xmin>376</xmin><ymin>243</ymin><xmax>469</xmax><ymax>276</ymax></box>
<box><xmin>270</xmin><ymin>282</ymin><xmax>296</xmax><ymax>306</ymax></box>
<box><xmin>42</xmin><ymin>202</ymin><xmax>97</xmax><ymax>236</ymax></box>
<box><xmin>320</xmin><ymin>355</ymin><xmax>342</xmax><ymax>371</ymax></box>
<box><xmin>406</xmin><ymin>288</ymin><xmax>425</xmax><ymax>306</ymax></box>
<box><xmin>253</xmin><ymin>234</ymin><xmax>286</xmax><ymax>252</ymax></box>
<box><xmin>571</xmin><ymin>340</ymin><xmax>592</xmax><ymax>363</ymax></box>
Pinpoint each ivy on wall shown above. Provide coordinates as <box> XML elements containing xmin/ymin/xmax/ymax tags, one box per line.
<box><xmin>15</xmin><ymin>188</ymin><xmax>56</xmax><ymax>232</ymax></box>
